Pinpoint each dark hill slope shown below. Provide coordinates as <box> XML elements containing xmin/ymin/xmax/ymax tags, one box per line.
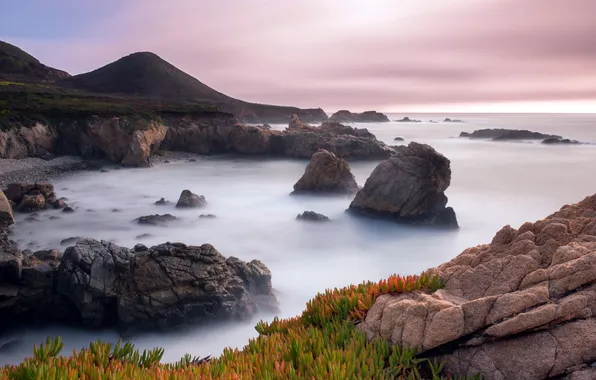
<box><xmin>0</xmin><ymin>40</ymin><xmax>70</xmax><ymax>82</ymax></box>
<box><xmin>60</xmin><ymin>52</ymin><xmax>327</xmax><ymax>123</ymax></box>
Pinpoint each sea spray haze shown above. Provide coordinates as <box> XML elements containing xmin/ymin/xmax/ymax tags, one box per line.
<box><xmin>2</xmin><ymin>113</ymin><xmax>596</xmax><ymax>365</ymax></box>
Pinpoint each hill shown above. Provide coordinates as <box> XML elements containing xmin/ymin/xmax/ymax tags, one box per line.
<box><xmin>0</xmin><ymin>41</ymin><xmax>70</xmax><ymax>82</ymax></box>
<box><xmin>59</xmin><ymin>51</ymin><xmax>327</xmax><ymax>123</ymax></box>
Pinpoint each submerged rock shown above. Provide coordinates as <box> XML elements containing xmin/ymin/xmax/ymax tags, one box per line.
<box><xmin>292</xmin><ymin>149</ymin><xmax>358</xmax><ymax>195</ymax></box>
<box><xmin>296</xmin><ymin>211</ymin><xmax>330</xmax><ymax>222</ymax></box>
<box><xmin>154</xmin><ymin>197</ymin><xmax>170</xmax><ymax>205</ymax></box>
<box><xmin>443</xmin><ymin>118</ymin><xmax>463</xmax><ymax>122</ymax></box>
<box><xmin>349</xmin><ymin>142</ymin><xmax>458</xmax><ymax>227</ymax></box>
<box><xmin>135</xmin><ymin>214</ymin><xmax>178</xmax><ymax>226</ymax></box>
<box><xmin>358</xmin><ymin>192</ymin><xmax>596</xmax><ymax>379</ymax></box>
<box><xmin>395</xmin><ymin>117</ymin><xmax>421</xmax><ymax>123</ymax></box>
<box><xmin>0</xmin><ymin>238</ymin><xmax>278</xmax><ymax>332</ymax></box>
<box><xmin>199</xmin><ymin>214</ymin><xmax>216</xmax><ymax>219</ymax></box>
<box><xmin>176</xmin><ymin>190</ymin><xmax>207</xmax><ymax>208</ymax></box>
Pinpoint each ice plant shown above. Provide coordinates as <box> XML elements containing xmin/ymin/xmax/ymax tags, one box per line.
<box><xmin>0</xmin><ymin>272</ymin><xmax>481</xmax><ymax>379</ymax></box>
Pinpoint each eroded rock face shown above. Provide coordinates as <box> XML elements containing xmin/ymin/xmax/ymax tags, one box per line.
<box><xmin>0</xmin><ymin>124</ymin><xmax>58</xmax><ymax>159</ymax></box>
<box><xmin>293</xmin><ymin>149</ymin><xmax>358</xmax><ymax>195</ymax></box>
<box><xmin>0</xmin><ymin>238</ymin><xmax>277</xmax><ymax>332</ymax></box>
<box><xmin>358</xmin><ymin>193</ymin><xmax>596</xmax><ymax>379</ymax></box>
<box><xmin>176</xmin><ymin>190</ymin><xmax>207</xmax><ymax>208</ymax></box>
<box><xmin>348</xmin><ymin>142</ymin><xmax>458</xmax><ymax>227</ymax></box>
<box><xmin>330</xmin><ymin>110</ymin><xmax>390</xmax><ymax>123</ymax></box>
<box><xmin>3</xmin><ymin>183</ymin><xmax>63</xmax><ymax>213</ymax></box>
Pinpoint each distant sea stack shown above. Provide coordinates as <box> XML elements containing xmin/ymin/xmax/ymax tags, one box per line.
<box><xmin>329</xmin><ymin>110</ymin><xmax>390</xmax><ymax>123</ymax></box>
<box><xmin>460</xmin><ymin>128</ymin><xmax>562</xmax><ymax>141</ymax></box>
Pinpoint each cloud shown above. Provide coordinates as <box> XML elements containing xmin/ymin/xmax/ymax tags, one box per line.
<box><xmin>3</xmin><ymin>0</ymin><xmax>596</xmax><ymax>111</ymax></box>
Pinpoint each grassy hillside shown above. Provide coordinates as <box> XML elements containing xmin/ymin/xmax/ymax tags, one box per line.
<box><xmin>0</xmin><ymin>273</ymin><xmax>479</xmax><ymax>379</ymax></box>
<box><xmin>0</xmin><ymin>41</ymin><xmax>70</xmax><ymax>82</ymax></box>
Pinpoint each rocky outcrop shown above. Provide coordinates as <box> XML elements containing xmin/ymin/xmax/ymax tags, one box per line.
<box><xmin>542</xmin><ymin>137</ymin><xmax>581</xmax><ymax>145</ymax></box>
<box><xmin>0</xmin><ymin>191</ymin><xmax>14</xmax><ymax>229</ymax></box>
<box><xmin>395</xmin><ymin>117</ymin><xmax>421</xmax><ymax>123</ymax></box>
<box><xmin>292</xmin><ymin>149</ymin><xmax>359</xmax><ymax>195</ymax></box>
<box><xmin>135</xmin><ymin>214</ymin><xmax>177</xmax><ymax>225</ymax></box>
<box><xmin>296</xmin><ymin>211</ymin><xmax>329</xmax><ymax>222</ymax></box>
<box><xmin>176</xmin><ymin>190</ymin><xmax>207</xmax><ymax>208</ymax></box>
<box><xmin>330</xmin><ymin>110</ymin><xmax>390</xmax><ymax>123</ymax></box>
<box><xmin>0</xmin><ymin>238</ymin><xmax>277</xmax><ymax>332</ymax></box>
<box><xmin>348</xmin><ymin>142</ymin><xmax>458</xmax><ymax>227</ymax></box>
<box><xmin>460</xmin><ymin>128</ymin><xmax>561</xmax><ymax>141</ymax></box>
<box><xmin>358</xmin><ymin>193</ymin><xmax>596</xmax><ymax>379</ymax></box>
<box><xmin>443</xmin><ymin>118</ymin><xmax>463</xmax><ymax>123</ymax></box>
<box><xmin>3</xmin><ymin>183</ymin><xmax>65</xmax><ymax>212</ymax></box>
<box><xmin>0</xmin><ymin>124</ymin><xmax>57</xmax><ymax>159</ymax></box>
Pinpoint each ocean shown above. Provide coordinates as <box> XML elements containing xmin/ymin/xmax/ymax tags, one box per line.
<box><xmin>1</xmin><ymin>113</ymin><xmax>596</xmax><ymax>365</ymax></box>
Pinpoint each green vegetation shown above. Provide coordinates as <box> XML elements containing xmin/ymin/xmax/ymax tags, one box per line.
<box><xmin>0</xmin><ymin>273</ymin><xmax>481</xmax><ymax>379</ymax></box>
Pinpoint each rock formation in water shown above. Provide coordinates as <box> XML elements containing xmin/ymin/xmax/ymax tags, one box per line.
<box><xmin>329</xmin><ymin>110</ymin><xmax>390</xmax><ymax>123</ymax></box>
<box><xmin>292</xmin><ymin>149</ymin><xmax>359</xmax><ymax>195</ymax></box>
<box><xmin>296</xmin><ymin>211</ymin><xmax>330</xmax><ymax>222</ymax></box>
<box><xmin>0</xmin><ymin>232</ymin><xmax>278</xmax><ymax>332</ymax></box>
<box><xmin>394</xmin><ymin>137</ymin><xmax>405</xmax><ymax>141</ymax></box>
<box><xmin>542</xmin><ymin>137</ymin><xmax>582</xmax><ymax>145</ymax></box>
<box><xmin>460</xmin><ymin>128</ymin><xmax>561</xmax><ymax>141</ymax></box>
<box><xmin>135</xmin><ymin>214</ymin><xmax>178</xmax><ymax>225</ymax></box>
<box><xmin>348</xmin><ymin>142</ymin><xmax>458</xmax><ymax>227</ymax></box>
<box><xmin>176</xmin><ymin>190</ymin><xmax>207</xmax><ymax>208</ymax></box>
<box><xmin>3</xmin><ymin>183</ymin><xmax>66</xmax><ymax>212</ymax></box>
<box><xmin>395</xmin><ymin>117</ymin><xmax>421</xmax><ymax>123</ymax></box>
<box><xmin>358</xmin><ymin>192</ymin><xmax>596</xmax><ymax>379</ymax></box>
<box><xmin>443</xmin><ymin>118</ymin><xmax>463</xmax><ymax>123</ymax></box>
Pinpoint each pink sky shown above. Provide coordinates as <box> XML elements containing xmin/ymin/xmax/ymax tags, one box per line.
<box><xmin>6</xmin><ymin>0</ymin><xmax>596</xmax><ymax>112</ymax></box>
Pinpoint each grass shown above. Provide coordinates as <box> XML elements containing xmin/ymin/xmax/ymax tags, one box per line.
<box><xmin>0</xmin><ymin>272</ymin><xmax>482</xmax><ymax>379</ymax></box>
<box><xmin>0</xmin><ymin>85</ymin><xmax>222</xmax><ymax>131</ymax></box>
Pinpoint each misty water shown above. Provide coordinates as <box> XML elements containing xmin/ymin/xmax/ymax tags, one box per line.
<box><xmin>2</xmin><ymin>113</ymin><xmax>596</xmax><ymax>365</ymax></box>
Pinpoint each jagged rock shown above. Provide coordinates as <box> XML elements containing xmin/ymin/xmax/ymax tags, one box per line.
<box><xmin>135</xmin><ymin>214</ymin><xmax>177</xmax><ymax>225</ymax></box>
<box><xmin>460</xmin><ymin>128</ymin><xmax>560</xmax><ymax>140</ymax></box>
<box><xmin>60</xmin><ymin>237</ymin><xmax>82</xmax><ymax>246</ymax></box>
<box><xmin>155</xmin><ymin>198</ymin><xmax>169</xmax><ymax>205</ymax></box>
<box><xmin>292</xmin><ymin>149</ymin><xmax>358</xmax><ymax>195</ymax></box>
<box><xmin>348</xmin><ymin>142</ymin><xmax>458</xmax><ymax>227</ymax></box>
<box><xmin>296</xmin><ymin>211</ymin><xmax>330</xmax><ymax>222</ymax></box>
<box><xmin>358</xmin><ymin>193</ymin><xmax>596</xmax><ymax>379</ymax></box>
<box><xmin>0</xmin><ymin>238</ymin><xmax>277</xmax><ymax>332</ymax></box>
<box><xmin>329</xmin><ymin>110</ymin><xmax>390</xmax><ymax>123</ymax></box>
<box><xmin>176</xmin><ymin>190</ymin><xmax>207</xmax><ymax>208</ymax></box>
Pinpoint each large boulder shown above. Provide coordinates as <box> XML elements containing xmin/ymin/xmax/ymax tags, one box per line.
<box><xmin>292</xmin><ymin>149</ymin><xmax>358</xmax><ymax>195</ymax></box>
<box><xmin>176</xmin><ymin>190</ymin><xmax>207</xmax><ymax>208</ymax></box>
<box><xmin>3</xmin><ymin>183</ymin><xmax>61</xmax><ymax>213</ymax></box>
<box><xmin>135</xmin><ymin>214</ymin><xmax>177</xmax><ymax>225</ymax></box>
<box><xmin>358</xmin><ymin>193</ymin><xmax>596</xmax><ymax>379</ymax></box>
<box><xmin>0</xmin><ymin>191</ymin><xmax>14</xmax><ymax>229</ymax></box>
<box><xmin>0</xmin><ymin>239</ymin><xmax>278</xmax><ymax>332</ymax></box>
<box><xmin>329</xmin><ymin>110</ymin><xmax>390</xmax><ymax>123</ymax></box>
<box><xmin>348</xmin><ymin>142</ymin><xmax>458</xmax><ymax>227</ymax></box>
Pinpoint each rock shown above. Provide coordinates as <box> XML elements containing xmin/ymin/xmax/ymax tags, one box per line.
<box><xmin>100</xmin><ymin>169</ymin><xmax>109</xmax><ymax>173</ymax></box>
<box><xmin>17</xmin><ymin>193</ymin><xmax>46</xmax><ymax>212</ymax></box>
<box><xmin>296</xmin><ymin>211</ymin><xmax>330</xmax><ymax>222</ymax></box>
<box><xmin>0</xmin><ymin>218</ymin><xmax>277</xmax><ymax>332</ymax></box>
<box><xmin>393</xmin><ymin>137</ymin><xmax>405</xmax><ymax>141</ymax></box>
<box><xmin>329</xmin><ymin>110</ymin><xmax>390</xmax><ymax>123</ymax></box>
<box><xmin>135</xmin><ymin>233</ymin><xmax>153</xmax><ymax>240</ymax></box>
<box><xmin>176</xmin><ymin>190</ymin><xmax>207</xmax><ymax>208</ymax></box>
<box><xmin>199</xmin><ymin>214</ymin><xmax>216</xmax><ymax>219</ymax></box>
<box><xmin>289</xmin><ymin>113</ymin><xmax>312</xmax><ymax>129</ymax></box>
<box><xmin>60</xmin><ymin>237</ymin><xmax>81</xmax><ymax>246</ymax></box>
<box><xmin>395</xmin><ymin>117</ymin><xmax>421</xmax><ymax>123</ymax></box>
<box><xmin>49</xmin><ymin>216</ymin><xmax>60</xmax><ymax>220</ymax></box>
<box><xmin>358</xmin><ymin>192</ymin><xmax>596</xmax><ymax>379</ymax></box>
<box><xmin>0</xmin><ymin>191</ymin><xmax>14</xmax><ymax>229</ymax></box>
<box><xmin>460</xmin><ymin>128</ymin><xmax>561</xmax><ymax>140</ymax></box>
<box><xmin>135</xmin><ymin>214</ymin><xmax>178</xmax><ymax>226</ymax></box>
<box><xmin>164</xmin><ymin>160</ymin><xmax>171</xmax><ymax>163</ymax></box>
<box><xmin>155</xmin><ymin>198</ymin><xmax>170</xmax><ymax>206</ymax></box>
<box><xmin>292</xmin><ymin>149</ymin><xmax>359</xmax><ymax>195</ymax></box>
<box><xmin>348</xmin><ymin>142</ymin><xmax>458</xmax><ymax>227</ymax></box>
<box><xmin>188</xmin><ymin>158</ymin><xmax>197</xmax><ymax>162</ymax></box>
<box><xmin>50</xmin><ymin>199</ymin><xmax>68</xmax><ymax>209</ymax></box>
<box><xmin>62</xmin><ymin>206</ymin><xmax>75</xmax><ymax>213</ymax></box>
<box><xmin>111</xmin><ymin>208</ymin><xmax>121</xmax><ymax>213</ymax></box>
<box><xmin>33</xmin><ymin>249</ymin><xmax>62</xmax><ymax>261</ymax></box>
<box><xmin>24</xmin><ymin>215</ymin><xmax>40</xmax><ymax>222</ymax></box>
<box><xmin>542</xmin><ymin>137</ymin><xmax>581</xmax><ymax>145</ymax></box>
<box><xmin>443</xmin><ymin>118</ymin><xmax>463</xmax><ymax>122</ymax></box>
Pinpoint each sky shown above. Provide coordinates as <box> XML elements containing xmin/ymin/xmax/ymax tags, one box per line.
<box><xmin>2</xmin><ymin>0</ymin><xmax>596</xmax><ymax>113</ymax></box>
